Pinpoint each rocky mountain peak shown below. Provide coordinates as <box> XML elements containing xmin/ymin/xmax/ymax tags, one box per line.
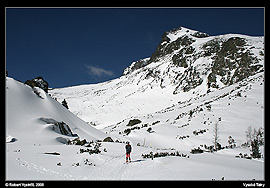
<box><xmin>122</xmin><ymin>26</ymin><xmax>264</xmax><ymax>94</ymax></box>
<box><xmin>123</xmin><ymin>27</ymin><xmax>210</xmax><ymax>75</ymax></box>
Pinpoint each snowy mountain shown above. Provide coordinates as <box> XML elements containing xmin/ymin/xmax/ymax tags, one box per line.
<box><xmin>6</xmin><ymin>27</ymin><xmax>264</xmax><ymax>180</ymax></box>
<box><xmin>50</xmin><ymin>27</ymin><xmax>264</xmax><ymax>129</ymax></box>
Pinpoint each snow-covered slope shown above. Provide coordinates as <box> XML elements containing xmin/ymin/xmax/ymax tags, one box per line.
<box><xmin>103</xmin><ymin>72</ymin><xmax>264</xmax><ymax>152</ymax></box>
<box><xmin>6</xmin><ymin>77</ymin><xmax>106</xmax><ymax>143</ymax></box>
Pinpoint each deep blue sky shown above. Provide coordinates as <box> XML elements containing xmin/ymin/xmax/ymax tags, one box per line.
<box><xmin>6</xmin><ymin>8</ymin><xmax>264</xmax><ymax>88</ymax></box>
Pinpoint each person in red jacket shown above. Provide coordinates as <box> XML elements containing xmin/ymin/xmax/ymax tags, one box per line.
<box><xmin>125</xmin><ymin>141</ymin><xmax>132</xmax><ymax>163</ymax></box>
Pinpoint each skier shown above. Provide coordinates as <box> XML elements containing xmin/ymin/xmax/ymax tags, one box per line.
<box><xmin>125</xmin><ymin>141</ymin><xmax>132</xmax><ymax>163</ymax></box>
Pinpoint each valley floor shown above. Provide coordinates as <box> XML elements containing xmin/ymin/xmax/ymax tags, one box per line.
<box><xmin>6</xmin><ymin>142</ymin><xmax>264</xmax><ymax>180</ymax></box>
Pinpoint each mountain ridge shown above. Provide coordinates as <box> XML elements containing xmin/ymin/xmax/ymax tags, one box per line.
<box><xmin>50</xmin><ymin>26</ymin><xmax>264</xmax><ymax>131</ymax></box>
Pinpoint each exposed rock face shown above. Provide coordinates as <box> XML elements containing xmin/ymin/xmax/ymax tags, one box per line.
<box><xmin>39</xmin><ymin>117</ymin><xmax>77</xmax><ymax>137</ymax></box>
<box><xmin>25</xmin><ymin>76</ymin><xmax>49</xmax><ymax>93</ymax></box>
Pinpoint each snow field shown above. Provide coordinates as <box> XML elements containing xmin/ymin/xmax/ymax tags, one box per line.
<box><xmin>6</xmin><ymin>139</ymin><xmax>264</xmax><ymax>180</ymax></box>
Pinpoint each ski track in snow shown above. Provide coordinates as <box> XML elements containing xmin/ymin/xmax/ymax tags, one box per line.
<box><xmin>91</xmin><ymin>154</ymin><xmax>127</xmax><ymax>180</ymax></box>
<box><xmin>15</xmin><ymin>157</ymin><xmax>63</xmax><ymax>179</ymax></box>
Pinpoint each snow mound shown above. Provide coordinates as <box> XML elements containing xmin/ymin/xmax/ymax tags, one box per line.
<box><xmin>6</xmin><ymin>77</ymin><xmax>107</xmax><ymax>144</ymax></box>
